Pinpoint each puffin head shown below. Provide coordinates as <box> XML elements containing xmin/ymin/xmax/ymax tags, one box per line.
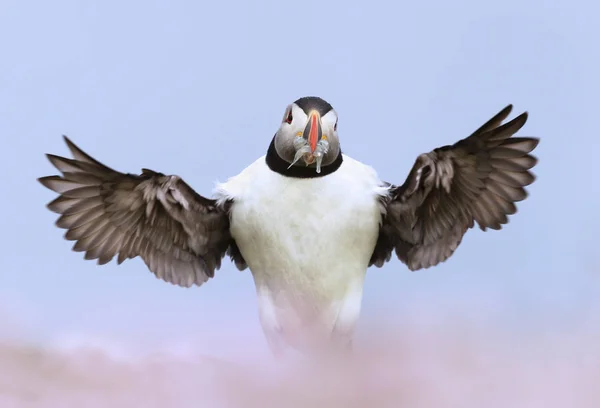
<box><xmin>273</xmin><ymin>96</ymin><xmax>340</xmax><ymax>174</ymax></box>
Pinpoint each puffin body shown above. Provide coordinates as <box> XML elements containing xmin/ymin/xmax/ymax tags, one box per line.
<box><xmin>38</xmin><ymin>96</ymin><xmax>540</xmax><ymax>358</ymax></box>
<box><xmin>216</xmin><ymin>154</ymin><xmax>387</xmax><ymax>354</ymax></box>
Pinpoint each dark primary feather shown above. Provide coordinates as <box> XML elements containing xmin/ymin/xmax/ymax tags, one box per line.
<box><xmin>39</xmin><ymin>136</ymin><xmax>245</xmax><ymax>288</ymax></box>
<box><xmin>370</xmin><ymin>105</ymin><xmax>539</xmax><ymax>271</ymax></box>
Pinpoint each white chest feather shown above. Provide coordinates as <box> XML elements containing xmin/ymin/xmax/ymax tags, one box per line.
<box><xmin>214</xmin><ymin>155</ymin><xmax>388</xmax><ymax>351</ymax></box>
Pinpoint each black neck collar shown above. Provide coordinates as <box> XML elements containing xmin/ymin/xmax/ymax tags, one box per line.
<box><xmin>265</xmin><ymin>136</ymin><xmax>343</xmax><ymax>178</ymax></box>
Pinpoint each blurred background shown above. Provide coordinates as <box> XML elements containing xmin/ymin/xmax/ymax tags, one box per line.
<box><xmin>1</xmin><ymin>0</ymin><xmax>599</xmax><ymax>406</ymax></box>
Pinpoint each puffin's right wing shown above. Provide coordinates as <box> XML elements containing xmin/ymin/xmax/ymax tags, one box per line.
<box><xmin>370</xmin><ymin>105</ymin><xmax>539</xmax><ymax>271</ymax></box>
<box><xmin>39</xmin><ymin>136</ymin><xmax>245</xmax><ymax>288</ymax></box>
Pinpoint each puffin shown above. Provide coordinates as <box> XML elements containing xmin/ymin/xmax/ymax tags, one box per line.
<box><xmin>38</xmin><ymin>96</ymin><xmax>539</xmax><ymax>357</ymax></box>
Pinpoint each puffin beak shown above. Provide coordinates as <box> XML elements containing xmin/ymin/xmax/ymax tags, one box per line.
<box><xmin>302</xmin><ymin>111</ymin><xmax>323</xmax><ymax>153</ymax></box>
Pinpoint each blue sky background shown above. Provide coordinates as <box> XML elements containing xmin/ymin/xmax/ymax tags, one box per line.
<box><xmin>1</xmin><ymin>0</ymin><xmax>598</xmax><ymax>359</ymax></box>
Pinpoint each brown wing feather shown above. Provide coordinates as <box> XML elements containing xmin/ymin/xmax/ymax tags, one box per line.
<box><xmin>39</xmin><ymin>136</ymin><xmax>239</xmax><ymax>287</ymax></box>
<box><xmin>370</xmin><ymin>105</ymin><xmax>539</xmax><ymax>271</ymax></box>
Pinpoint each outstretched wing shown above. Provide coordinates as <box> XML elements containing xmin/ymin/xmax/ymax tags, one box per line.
<box><xmin>39</xmin><ymin>136</ymin><xmax>242</xmax><ymax>287</ymax></box>
<box><xmin>370</xmin><ymin>105</ymin><xmax>539</xmax><ymax>271</ymax></box>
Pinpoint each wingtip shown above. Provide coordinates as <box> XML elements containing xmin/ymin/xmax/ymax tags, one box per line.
<box><xmin>519</xmin><ymin>111</ymin><xmax>528</xmax><ymax>121</ymax></box>
<box><xmin>45</xmin><ymin>153</ymin><xmax>62</xmax><ymax>166</ymax></box>
<box><xmin>513</xmin><ymin>111</ymin><xmax>529</xmax><ymax>131</ymax></box>
<box><xmin>529</xmin><ymin>137</ymin><xmax>540</xmax><ymax>150</ymax></box>
<box><xmin>62</xmin><ymin>135</ymin><xmax>79</xmax><ymax>154</ymax></box>
<box><xmin>59</xmin><ymin>134</ymin><xmax>109</xmax><ymax>169</ymax></box>
<box><xmin>495</xmin><ymin>104</ymin><xmax>513</xmax><ymax>119</ymax></box>
<box><xmin>37</xmin><ymin>175</ymin><xmax>55</xmax><ymax>187</ymax></box>
<box><xmin>37</xmin><ymin>175</ymin><xmax>63</xmax><ymax>194</ymax></box>
<box><xmin>528</xmin><ymin>153</ymin><xmax>539</xmax><ymax>167</ymax></box>
<box><xmin>501</xmin><ymin>105</ymin><xmax>533</xmax><ymax>126</ymax></box>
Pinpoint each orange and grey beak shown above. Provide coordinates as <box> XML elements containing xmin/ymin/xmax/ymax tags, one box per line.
<box><xmin>302</xmin><ymin>111</ymin><xmax>323</xmax><ymax>153</ymax></box>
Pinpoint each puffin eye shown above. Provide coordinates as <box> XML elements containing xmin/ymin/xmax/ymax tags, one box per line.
<box><xmin>285</xmin><ymin>110</ymin><xmax>293</xmax><ymax>124</ymax></box>
<box><xmin>334</xmin><ymin>120</ymin><xmax>338</xmax><ymax>131</ymax></box>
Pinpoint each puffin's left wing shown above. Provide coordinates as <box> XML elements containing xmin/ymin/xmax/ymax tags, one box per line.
<box><xmin>39</xmin><ymin>136</ymin><xmax>244</xmax><ymax>288</ymax></box>
<box><xmin>370</xmin><ymin>105</ymin><xmax>539</xmax><ymax>271</ymax></box>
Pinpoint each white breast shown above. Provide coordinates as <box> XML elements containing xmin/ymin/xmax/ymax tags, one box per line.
<box><xmin>214</xmin><ymin>155</ymin><xmax>389</xmax><ymax>353</ymax></box>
